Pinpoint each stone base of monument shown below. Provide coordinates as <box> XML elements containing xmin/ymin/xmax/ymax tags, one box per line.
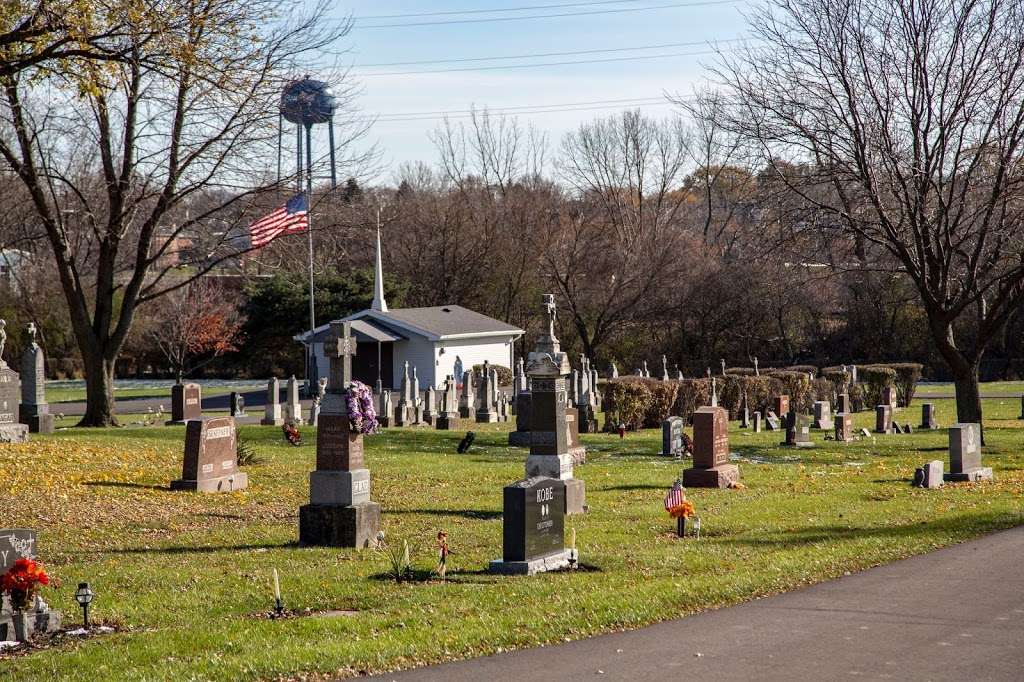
<box><xmin>0</xmin><ymin>424</ymin><xmax>29</xmax><ymax>444</ymax></box>
<box><xmin>299</xmin><ymin>502</ymin><xmax>381</xmax><ymax>548</ymax></box>
<box><xmin>683</xmin><ymin>464</ymin><xmax>740</xmax><ymax>489</ymax></box>
<box><xmin>815</xmin><ymin>419</ymin><xmax>834</xmax><ymax>430</ymax></box>
<box><xmin>171</xmin><ymin>472</ymin><xmax>248</xmax><ymax>493</ymax></box>
<box><xmin>508</xmin><ymin>430</ymin><xmax>531</xmax><ymax>446</ymax></box>
<box><xmin>435</xmin><ymin>415</ymin><xmax>460</xmax><ymax>430</ymax></box>
<box><xmin>489</xmin><ymin>549</ymin><xmax>572</xmax><ymax>576</ymax></box>
<box><xmin>0</xmin><ymin>609</ymin><xmax>62</xmax><ymax>642</ymax></box>
<box><xmin>564</xmin><ymin>478</ymin><xmax>587</xmax><ymax>515</ymax></box>
<box><xmin>475</xmin><ymin>410</ymin><xmax>498</xmax><ymax>424</ymax></box>
<box><xmin>943</xmin><ymin>467</ymin><xmax>993</xmax><ymax>483</ymax></box>
<box><xmin>25</xmin><ymin>413</ymin><xmax>54</xmax><ymax>434</ymax></box>
<box><xmin>780</xmin><ymin>440</ymin><xmax>816</xmax><ymax>448</ymax></box>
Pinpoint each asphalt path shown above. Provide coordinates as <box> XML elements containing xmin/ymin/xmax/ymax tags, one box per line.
<box><xmin>370</xmin><ymin>525</ymin><xmax>1024</xmax><ymax>681</ymax></box>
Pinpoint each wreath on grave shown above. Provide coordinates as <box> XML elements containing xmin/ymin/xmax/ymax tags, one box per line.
<box><xmin>1</xmin><ymin>557</ymin><xmax>51</xmax><ymax>611</ymax></box>
<box><xmin>346</xmin><ymin>380</ymin><xmax>379</xmax><ymax>435</ymax></box>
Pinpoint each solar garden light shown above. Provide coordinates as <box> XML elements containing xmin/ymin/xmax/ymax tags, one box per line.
<box><xmin>74</xmin><ymin>582</ymin><xmax>94</xmax><ymax>628</ymax></box>
<box><xmin>272</xmin><ymin>568</ymin><xmax>284</xmax><ymax>618</ymax></box>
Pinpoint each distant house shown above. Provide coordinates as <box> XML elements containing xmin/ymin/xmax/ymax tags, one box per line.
<box><xmin>294</xmin><ymin>230</ymin><xmax>523</xmax><ymax>390</ymax></box>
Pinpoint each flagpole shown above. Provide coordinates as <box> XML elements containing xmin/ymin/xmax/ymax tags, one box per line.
<box><xmin>305</xmin><ymin>123</ymin><xmax>316</xmax><ymax>390</ymax></box>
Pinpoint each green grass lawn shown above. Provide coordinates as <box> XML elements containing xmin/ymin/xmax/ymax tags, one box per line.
<box><xmin>2</xmin><ymin>397</ymin><xmax>1023</xmax><ymax>681</ymax></box>
<box><xmin>917</xmin><ymin>380</ymin><xmax>1024</xmax><ymax>397</ymax></box>
<box><xmin>45</xmin><ymin>383</ymin><xmax>264</xmax><ymax>405</ymax></box>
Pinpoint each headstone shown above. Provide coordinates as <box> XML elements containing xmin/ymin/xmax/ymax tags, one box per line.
<box><xmin>782</xmin><ymin>411</ymin><xmax>814</xmax><ymax>448</ymax></box>
<box><xmin>564</xmin><ymin>407</ymin><xmax>586</xmax><ymax>465</ymax></box>
<box><xmin>874</xmin><ymin>405</ymin><xmax>892</xmax><ymax>434</ymax></box>
<box><xmin>944</xmin><ymin>423</ymin><xmax>993</xmax><ymax>482</ymax></box>
<box><xmin>509</xmin><ymin>391</ymin><xmax>532</xmax><ymax>446</ymax></box>
<box><xmin>661</xmin><ymin>416</ymin><xmax>685</xmax><ymax>456</ymax></box>
<box><xmin>740</xmin><ymin>406</ymin><xmax>749</xmax><ymax>428</ymax></box>
<box><xmin>812</xmin><ymin>401</ymin><xmax>834</xmax><ymax>430</ymax></box>
<box><xmin>475</xmin><ymin>366</ymin><xmax>498</xmax><ymax>423</ymax></box>
<box><xmin>412</xmin><ymin>366</ymin><xmax>422</xmax><ymax>423</ymax></box>
<box><xmin>859</xmin><ymin>427</ymin><xmax>872</xmax><ymax>438</ymax></box>
<box><xmin>773</xmin><ymin>395</ymin><xmax>789</xmax><ymax>417</ymax></box>
<box><xmin>310</xmin><ymin>377</ymin><xmax>327</xmax><ymax>427</ymax></box>
<box><xmin>920</xmin><ymin>403</ymin><xmax>938</xmax><ymax>429</ymax></box>
<box><xmin>684</xmin><ymin>406</ymin><xmax>739</xmax><ymax>488</ymax></box>
<box><xmin>18</xmin><ymin>325</ymin><xmax>52</xmax><ymax>434</ymax></box>
<box><xmin>396</xmin><ymin>362</ymin><xmax>413</xmax><ymax>426</ymax></box>
<box><xmin>422</xmin><ymin>386</ymin><xmax>436</xmax><ymax>425</ymax></box>
<box><xmin>882</xmin><ymin>385</ymin><xmax>897</xmax><ymax>410</ymax></box>
<box><xmin>892</xmin><ymin>422</ymin><xmax>904</xmax><ymax>434</ymax></box>
<box><xmin>752</xmin><ymin>411</ymin><xmax>762</xmax><ymax>432</ymax></box>
<box><xmin>299</xmin><ymin>321</ymin><xmax>382</xmax><ymax>547</ymax></box>
<box><xmin>435</xmin><ymin>376</ymin><xmax>460</xmax><ymax>430</ymax></box>
<box><xmin>515</xmin><ymin>357</ymin><xmax>528</xmax><ymax>394</ymax></box>
<box><xmin>0</xmin><ymin>363</ymin><xmax>27</xmax><ymax>444</ymax></box>
<box><xmin>765</xmin><ymin>410</ymin><xmax>781</xmax><ymax>431</ymax></box>
<box><xmin>285</xmin><ymin>376</ymin><xmax>304</xmax><ymax>424</ymax></box>
<box><xmin>835</xmin><ymin>412</ymin><xmax>854</xmax><ymax>442</ymax></box>
<box><xmin>904</xmin><ymin>423</ymin><xmax>913</xmax><ymax>434</ymax></box>
<box><xmin>920</xmin><ymin>460</ymin><xmax>943</xmax><ymax>489</ymax></box>
<box><xmin>1020</xmin><ymin>395</ymin><xmax>1024</xmax><ymax>420</ymax></box>
<box><xmin>661</xmin><ymin>355</ymin><xmax>670</xmax><ymax>381</ymax></box>
<box><xmin>229</xmin><ymin>391</ymin><xmax>246</xmax><ymax>418</ymax></box>
<box><xmin>261</xmin><ymin>377</ymin><xmax>284</xmax><ymax>425</ymax></box>
<box><xmin>378</xmin><ymin>390</ymin><xmax>393</xmax><ymax>428</ymax></box>
<box><xmin>489</xmin><ymin>476</ymin><xmax>570</xmax><ymax>575</ymax></box>
<box><xmin>0</xmin><ymin>529</ymin><xmax>61</xmax><ymax>641</ymax></box>
<box><xmin>525</xmin><ymin>294</ymin><xmax>586</xmax><ymax>515</ymax></box>
<box><xmin>167</xmin><ymin>382</ymin><xmax>201</xmax><ymax>425</ymax></box>
<box><xmin>642</xmin><ymin>360</ymin><xmax>650</xmax><ymax>378</ymax></box>
<box><xmin>458</xmin><ymin>369</ymin><xmax>475</xmax><ymax>419</ymax></box>
<box><xmin>170</xmin><ymin>416</ymin><xmax>246</xmax><ymax>492</ymax></box>
<box><xmin>837</xmin><ymin>393</ymin><xmax>852</xmax><ymax>415</ymax></box>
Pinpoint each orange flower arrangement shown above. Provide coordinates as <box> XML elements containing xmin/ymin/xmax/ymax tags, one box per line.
<box><xmin>668</xmin><ymin>499</ymin><xmax>696</xmax><ymax>519</ymax></box>
<box><xmin>1</xmin><ymin>557</ymin><xmax>51</xmax><ymax>611</ymax></box>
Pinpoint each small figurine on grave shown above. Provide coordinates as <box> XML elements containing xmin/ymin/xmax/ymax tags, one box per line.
<box><xmin>435</xmin><ymin>530</ymin><xmax>451</xmax><ymax>582</ymax></box>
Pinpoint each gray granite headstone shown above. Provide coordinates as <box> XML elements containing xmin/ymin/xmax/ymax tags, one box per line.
<box><xmin>921</xmin><ymin>460</ymin><xmax>943</xmax><ymax>488</ymax></box>
<box><xmin>944</xmin><ymin>423</ymin><xmax>993</xmax><ymax>482</ymax></box>
<box><xmin>0</xmin><ymin>363</ymin><xmax>27</xmax><ymax>443</ymax></box>
<box><xmin>874</xmin><ymin>405</ymin><xmax>892</xmax><ymax>434</ymax></box>
<box><xmin>661</xmin><ymin>416</ymin><xmax>685</xmax><ymax>456</ymax></box>
<box><xmin>18</xmin><ymin>326</ymin><xmax>52</xmax><ymax>434</ymax></box>
<box><xmin>261</xmin><ymin>377</ymin><xmax>284</xmax><ymax>426</ymax></box>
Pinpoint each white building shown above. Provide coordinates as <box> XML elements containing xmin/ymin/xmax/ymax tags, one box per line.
<box><xmin>295</xmin><ymin>229</ymin><xmax>523</xmax><ymax>390</ymax></box>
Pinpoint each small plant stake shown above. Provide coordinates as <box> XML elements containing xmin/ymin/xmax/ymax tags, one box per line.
<box><xmin>272</xmin><ymin>568</ymin><xmax>284</xmax><ymax>618</ymax></box>
<box><xmin>693</xmin><ymin>516</ymin><xmax>701</xmax><ymax>540</ymax></box>
<box><xmin>568</xmin><ymin>527</ymin><xmax>578</xmax><ymax>568</ymax></box>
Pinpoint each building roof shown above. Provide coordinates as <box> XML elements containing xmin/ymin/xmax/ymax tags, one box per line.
<box><xmin>295</xmin><ymin>317</ymin><xmax>406</xmax><ymax>345</ymax></box>
<box><xmin>353</xmin><ymin>305</ymin><xmax>524</xmax><ymax>341</ymax></box>
<box><xmin>295</xmin><ymin>305</ymin><xmax>524</xmax><ymax>344</ymax></box>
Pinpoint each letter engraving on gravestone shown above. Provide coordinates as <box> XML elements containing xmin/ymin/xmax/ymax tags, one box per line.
<box><xmin>490</xmin><ymin>476</ymin><xmax>569</xmax><ymax>575</ymax></box>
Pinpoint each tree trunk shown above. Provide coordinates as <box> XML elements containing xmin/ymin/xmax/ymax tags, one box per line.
<box><xmin>950</xmin><ymin>360</ymin><xmax>984</xmax><ymax>443</ymax></box>
<box><xmin>79</xmin><ymin>354</ymin><xmax>118</xmax><ymax>427</ymax></box>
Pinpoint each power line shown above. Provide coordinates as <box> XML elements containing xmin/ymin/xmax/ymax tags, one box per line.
<box><xmin>354</xmin><ymin>0</ymin><xmax>740</xmax><ymax>29</ymax></box>
<box><xmin>365</xmin><ymin>99</ymin><xmax>680</xmax><ymax>124</ymax></box>
<box><xmin>358</xmin><ymin>47</ymin><xmax>728</xmax><ymax>76</ymax></box>
<box><xmin>368</xmin><ymin>96</ymin><xmax>669</xmax><ymax>120</ymax></box>
<box><xmin>356</xmin><ymin>0</ymin><xmax>655</xmax><ymax>21</ymax></box>
<box><xmin>356</xmin><ymin>37</ymin><xmax>747</xmax><ymax>68</ymax></box>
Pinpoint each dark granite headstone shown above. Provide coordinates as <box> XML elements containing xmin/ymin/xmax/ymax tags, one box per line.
<box><xmin>508</xmin><ymin>391</ymin><xmax>532</xmax><ymax>446</ymax></box>
<box><xmin>782</xmin><ymin>411</ymin><xmax>815</xmax><ymax>448</ymax></box>
<box><xmin>920</xmin><ymin>403</ymin><xmax>938</xmax><ymax>430</ymax></box>
<box><xmin>874</xmin><ymin>405</ymin><xmax>892</xmax><ymax>434</ymax></box>
<box><xmin>167</xmin><ymin>382</ymin><xmax>201</xmax><ymax>425</ymax></box>
<box><xmin>0</xmin><ymin>528</ymin><xmax>61</xmax><ymax>641</ymax></box>
<box><xmin>835</xmin><ymin>412</ymin><xmax>854</xmax><ymax>442</ymax></box>
<box><xmin>837</xmin><ymin>393</ymin><xmax>851</xmax><ymax>414</ymax></box>
<box><xmin>683</xmin><ymin>406</ymin><xmax>739</xmax><ymax>488</ymax></box>
<box><xmin>0</xmin><ymin>528</ymin><xmax>35</xmax><ymax>573</ymax></box>
<box><xmin>171</xmin><ymin>416</ymin><xmax>247</xmax><ymax>492</ymax></box>
<box><xmin>490</xmin><ymin>476</ymin><xmax>569</xmax><ymax>575</ymax></box>
<box><xmin>661</xmin><ymin>416</ymin><xmax>685</xmax><ymax>456</ymax></box>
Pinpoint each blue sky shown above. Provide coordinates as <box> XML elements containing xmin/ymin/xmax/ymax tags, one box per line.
<box><xmin>310</xmin><ymin>1</ymin><xmax>750</xmax><ymax>178</ymax></box>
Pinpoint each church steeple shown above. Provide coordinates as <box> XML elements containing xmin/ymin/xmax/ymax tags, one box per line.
<box><xmin>371</xmin><ymin>213</ymin><xmax>388</xmax><ymax>313</ymax></box>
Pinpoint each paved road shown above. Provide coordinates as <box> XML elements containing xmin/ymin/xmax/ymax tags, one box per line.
<box><xmin>371</xmin><ymin>526</ymin><xmax>1024</xmax><ymax>681</ymax></box>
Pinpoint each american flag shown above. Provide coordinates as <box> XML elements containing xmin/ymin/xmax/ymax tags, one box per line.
<box><xmin>664</xmin><ymin>481</ymin><xmax>685</xmax><ymax>511</ymax></box>
<box><xmin>249</xmin><ymin>193</ymin><xmax>308</xmax><ymax>248</ymax></box>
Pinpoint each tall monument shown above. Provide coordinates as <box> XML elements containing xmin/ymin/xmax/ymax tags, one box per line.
<box><xmin>299</xmin><ymin>321</ymin><xmax>381</xmax><ymax>547</ymax></box>
<box><xmin>525</xmin><ymin>295</ymin><xmax>586</xmax><ymax>515</ymax></box>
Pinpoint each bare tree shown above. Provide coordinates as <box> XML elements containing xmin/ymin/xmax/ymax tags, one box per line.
<box><xmin>0</xmin><ymin>0</ymin><xmax>369</xmax><ymax>425</ymax></box>
<box><xmin>712</xmin><ymin>0</ymin><xmax>1024</xmax><ymax>436</ymax></box>
<box><xmin>551</xmin><ymin>110</ymin><xmax>695</xmax><ymax>359</ymax></box>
